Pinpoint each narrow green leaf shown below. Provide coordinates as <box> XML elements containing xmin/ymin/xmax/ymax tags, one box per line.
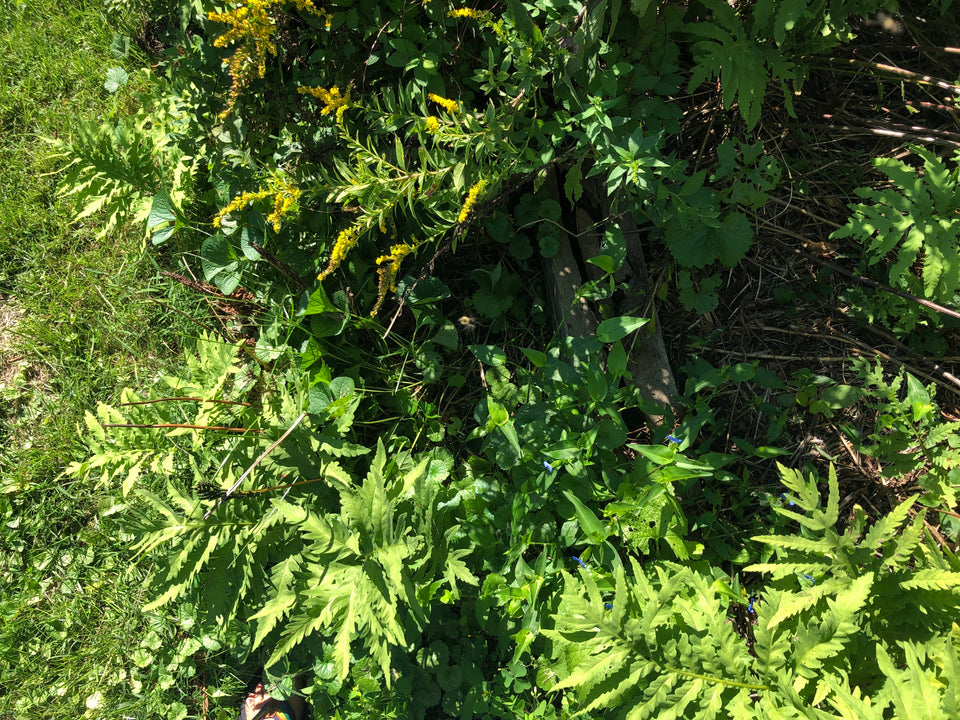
<box><xmin>563</xmin><ymin>490</ymin><xmax>607</xmax><ymax>542</ymax></box>
<box><xmin>520</xmin><ymin>347</ymin><xmax>547</xmax><ymax>367</ymax></box>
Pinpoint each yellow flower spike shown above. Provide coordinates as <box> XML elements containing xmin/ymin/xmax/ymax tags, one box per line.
<box><xmin>208</xmin><ymin>0</ymin><xmax>333</xmax><ymax>119</ymax></box>
<box><xmin>448</xmin><ymin>8</ymin><xmax>482</xmax><ymax>18</ymax></box>
<box><xmin>425</xmin><ymin>116</ymin><xmax>440</xmax><ymax>134</ymax></box>
<box><xmin>428</xmin><ymin>93</ymin><xmax>459</xmax><ymax>114</ymax></box>
<box><xmin>298</xmin><ymin>84</ymin><xmax>350</xmax><ymax>116</ymax></box>
<box><xmin>213</xmin><ymin>189</ymin><xmax>272</xmax><ymax>228</ymax></box>
<box><xmin>213</xmin><ymin>176</ymin><xmax>301</xmax><ymax>233</ymax></box>
<box><xmin>266</xmin><ymin>183</ymin><xmax>301</xmax><ymax>233</ymax></box>
<box><xmin>319</xmin><ymin>224</ymin><xmax>362</xmax><ymax>280</ymax></box>
<box><xmin>370</xmin><ymin>242</ymin><xmax>415</xmax><ymax>315</ymax></box>
<box><xmin>457</xmin><ymin>179</ymin><xmax>487</xmax><ymax>223</ymax></box>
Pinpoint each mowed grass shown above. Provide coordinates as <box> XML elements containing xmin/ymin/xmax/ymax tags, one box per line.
<box><xmin>0</xmin><ymin>2</ymin><xmax>236</xmax><ymax>718</ymax></box>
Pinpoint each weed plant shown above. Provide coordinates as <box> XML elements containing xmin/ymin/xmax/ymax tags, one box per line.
<box><xmin>27</xmin><ymin>0</ymin><xmax>960</xmax><ymax>718</ymax></box>
<box><xmin>0</xmin><ymin>2</ymin><xmax>238</xmax><ymax>718</ymax></box>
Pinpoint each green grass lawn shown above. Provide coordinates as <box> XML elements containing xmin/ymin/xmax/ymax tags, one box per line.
<box><xmin>0</xmin><ymin>2</ymin><xmax>236</xmax><ymax>718</ymax></box>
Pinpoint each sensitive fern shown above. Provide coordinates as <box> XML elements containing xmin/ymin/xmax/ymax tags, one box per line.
<box><xmin>831</xmin><ymin>146</ymin><xmax>960</xmax><ymax>331</ymax></box>
<box><xmin>545</xmin><ymin>462</ymin><xmax>960</xmax><ymax>718</ymax></box>
<box><xmin>71</xmin><ymin>334</ymin><xmax>476</xmax><ymax>684</ymax></box>
<box><xmin>543</xmin><ymin>560</ymin><xmax>762</xmax><ymax>720</ymax></box>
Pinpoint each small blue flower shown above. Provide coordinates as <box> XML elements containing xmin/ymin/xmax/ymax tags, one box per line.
<box><xmin>543</xmin><ymin>460</ymin><xmax>554</xmax><ymax>473</ymax></box>
<box><xmin>666</xmin><ymin>435</ymin><xmax>682</xmax><ymax>444</ymax></box>
<box><xmin>781</xmin><ymin>493</ymin><xmax>795</xmax><ymax>507</ymax></box>
<box><xmin>803</xmin><ymin>574</ymin><xmax>816</xmax><ymax>585</ymax></box>
<box><xmin>572</xmin><ymin>556</ymin><xmax>587</xmax><ymax>570</ymax></box>
<box><xmin>747</xmin><ymin>596</ymin><xmax>757</xmax><ymax>614</ymax></box>
<box><xmin>604</xmin><ymin>602</ymin><xmax>613</xmax><ymax>610</ymax></box>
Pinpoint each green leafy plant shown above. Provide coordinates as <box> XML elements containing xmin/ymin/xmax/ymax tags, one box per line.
<box><xmin>69</xmin><ymin>332</ymin><xmax>477</xmax><ymax>690</ymax></box>
<box><xmin>831</xmin><ymin>146</ymin><xmax>960</xmax><ymax>335</ymax></box>
<box><xmin>46</xmin><ymin>0</ymin><xmax>960</xmax><ymax>718</ymax></box>
<box><xmin>790</xmin><ymin>368</ymin><xmax>861</xmax><ymax>419</ymax></box>
<box><xmin>748</xmin><ymin>463</ymin><xmax>960</xmax><ymax>696</ymax></box>
<box><xmin>851</xmin><ymin>360</ymin><xmax>960</xmax><ymax>526</ymax></box>
<box><xmin>543</xmin><ymin>462</ymin><xmax>960</xmax><ymax>719</ymax></box>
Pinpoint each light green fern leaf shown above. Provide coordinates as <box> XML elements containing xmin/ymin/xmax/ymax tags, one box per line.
<box><xmin>745</xmin><ymin>562</ymin><xmax>832</xmax><ymax>578</ymax></box>
<box><xmin>863</xmin><ymin>495</ymin><xmax>916</xmax><ymax>551</ymax></box>
<box><xmin>887</xmin><ymin>514</ymin><xmax>925</xmax><ymax>569</ymax></box>
<box><xmin>751</xmin><ymin>535</ymin><xmax>836</xmax><ymax>554</ymax></box>
<box><xmin>249</xmin><ymin>554</ymin><xmax>302</xmax><ymax>648</ymax></box>
<box><xmin>545</xmin><ymin>560</ymin><xmax>763</xmax><ymax>720</ymax></box>
<box><xmin>899</xmin><ymin>569</ymin><xmax>960</xmax><ymax>591</ymax></box>
<box><xmin>876</xmin><ymin>641</ymin><xmax>949</xmax><ymax>720</ymax></box>
<box><xmin>757</xmin><ymin>578</ymin><xmax>846</xmax><ymax>628</ymax></box>
<box><xmin>832</xmin><ymin>146</ymin><xmax>960</xmax><ymax>304</ymax></box>
<box><xmin>790</xmin><ymin>573</ymin><xmax>872</xmax><ymax>682</ymax></box>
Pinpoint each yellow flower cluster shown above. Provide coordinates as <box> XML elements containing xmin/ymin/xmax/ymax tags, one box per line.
<box><xmin>319</xmin><ymin>224</ymin><xmax>361</xmax><ymax>280</ymax></box>
<box><xmin>213</xmin><ymin>189</ymin><xmax>272</xmax><ymax>228</ymax></box>
<box><xmin>457</xmin><ymin>180</ymin><xmax>487</xmax><ymax>223</ymax></box>
<box><xmin>208</xmin><ymin>0</ymin><xmax>331</xmax><ymax>119</ymax></box>
<box><xmin>425</xmin><ymin>116</ymin><xmax>440</xmax><ymax>134</ymax></box>
<box><xmin>266</xmin><ymin>183</ymin><xmax>301</xmax><ymax>232</ymax></box>
<box><xmin>298</xmin><ymin>85</ymin><xmax>350</xmax><ymax>121</ymax></box>
<box><xmin>371</xmin><ymin>243</ymin><xmax>414</xmax><ymax>315</ymax></box>
<box><xmin>428</xmin><ymin>93</ymin><xmax>459</xmax><ymax>114</ymax></box>
<box><xmin>213</xmin><ymin>177</ymin><xmax>301</xmax><ymax>232</ymax></box>
<box><xmin>448</xmin><ymin>8</ymin><xmax>482</xmax><ymax>18</ymax></box>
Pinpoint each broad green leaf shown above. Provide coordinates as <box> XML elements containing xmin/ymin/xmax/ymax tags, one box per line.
<box><xmin>587</xmin><ymin>254</ymin><xmax>615</xmax><ymax>273</ymax></box>
<box><xmin>597</xmin><ymin>316</ymin><xmax>648</xmax><ymax>343</ymax></box>
<box><xmin>148</xmin><ymin>188</ymin><xmax>178</xmax><ymax>244</ymax></box>
<box><xmin>820</xmin><ymin>384</ymin><xmax>859</xmax><ymax>410</ymax></box>
<box><xmin>104</xmin><ymin>66</ymin><xmax>129</xmax><ymax>93</ymax></box>
<box><xmin>628</xmin><ymin>443</ymin><xmax>676</xmax><ymax>465</ymax></box>
<box><xmin>300</xmin><ymin>285</ymin><xmax>335</xmax><ymax>315</ymax></box>
<box><xmin>469</xmin><ymin>344</ymin><xmax>507</xmax><ymax>366</ymax></box>
<box><xmin>201</xmin><ymin>234</ymin><xmax>241</xmax><ymax>294</ymax></box>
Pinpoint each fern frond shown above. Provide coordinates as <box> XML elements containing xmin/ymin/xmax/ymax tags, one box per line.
<box><xmin>744</xmin><ymin>562</ymin><xmax>832</xmax><ymax>578</ymax></box>
<box><xmin>789</xmin><ymin>573</ymin><xmax>872</xmax><ymax>683</ymax></box>
<box><xmin>751</xmin><ymin>534</ymin><xmax>836</xmax><ymax>554</ymax></box>
<box><xmin>887</xmin><ymin>514</ymin><xmax>925</xmax><ymax>569</ymax></box>
<box><xmin>544</xmin><ymin>561</ymin><xmax>764</xmax><ymax>720</ymax></box>
<box><xmin>862</xmin><ymin>495</ymin><xmax>916</xmax><ymax>551</ymax></box>
<box><xmin>876</xmin><ymin>642</ymin><xmax>950</xmax><ymax>720</ymax></box>
<box><xmin>53</xmin><ymin>119</ymin><xmax>164</xmax><ymax>238</ymax></box>
<box><xmin>249</xmin><ymin>553</ymin><xmax>303</xmax><ymax>648</ymax></box>
<box><xmin>899</xmin><ymin>569</ymin><xmax>960</xmax><ymax>592</ymax></box>
<box><xmin>758</xmin><ymin>578</ymin><xmax>847</xmax><ymax>628</ymax></box>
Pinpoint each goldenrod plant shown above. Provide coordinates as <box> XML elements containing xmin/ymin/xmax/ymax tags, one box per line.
<box><xmin>47</xmin><ymin>0</ymin><xmax>960</xmax><ymax>717</ymax></box>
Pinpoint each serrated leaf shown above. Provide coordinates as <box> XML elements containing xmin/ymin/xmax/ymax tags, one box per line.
<box><xmin>899</xmin><ymin>569</ymin><xmax>960</xmax><ymax>591</ymax></box>
<box><xmin>104</xmin><ymin>66</ymin><xmax>129</xmax><ymax>93</ymax></box>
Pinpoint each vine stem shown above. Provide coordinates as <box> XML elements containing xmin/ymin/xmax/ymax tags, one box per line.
<box><xmin>756</xmin><ymin>215</ymin><xmax>960</xmax><ymax>322</ymax></box>
<box><xmin>203</xmin><ymin>411</ymin><xmax>308</xmax><ymax>519</ymax></box>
